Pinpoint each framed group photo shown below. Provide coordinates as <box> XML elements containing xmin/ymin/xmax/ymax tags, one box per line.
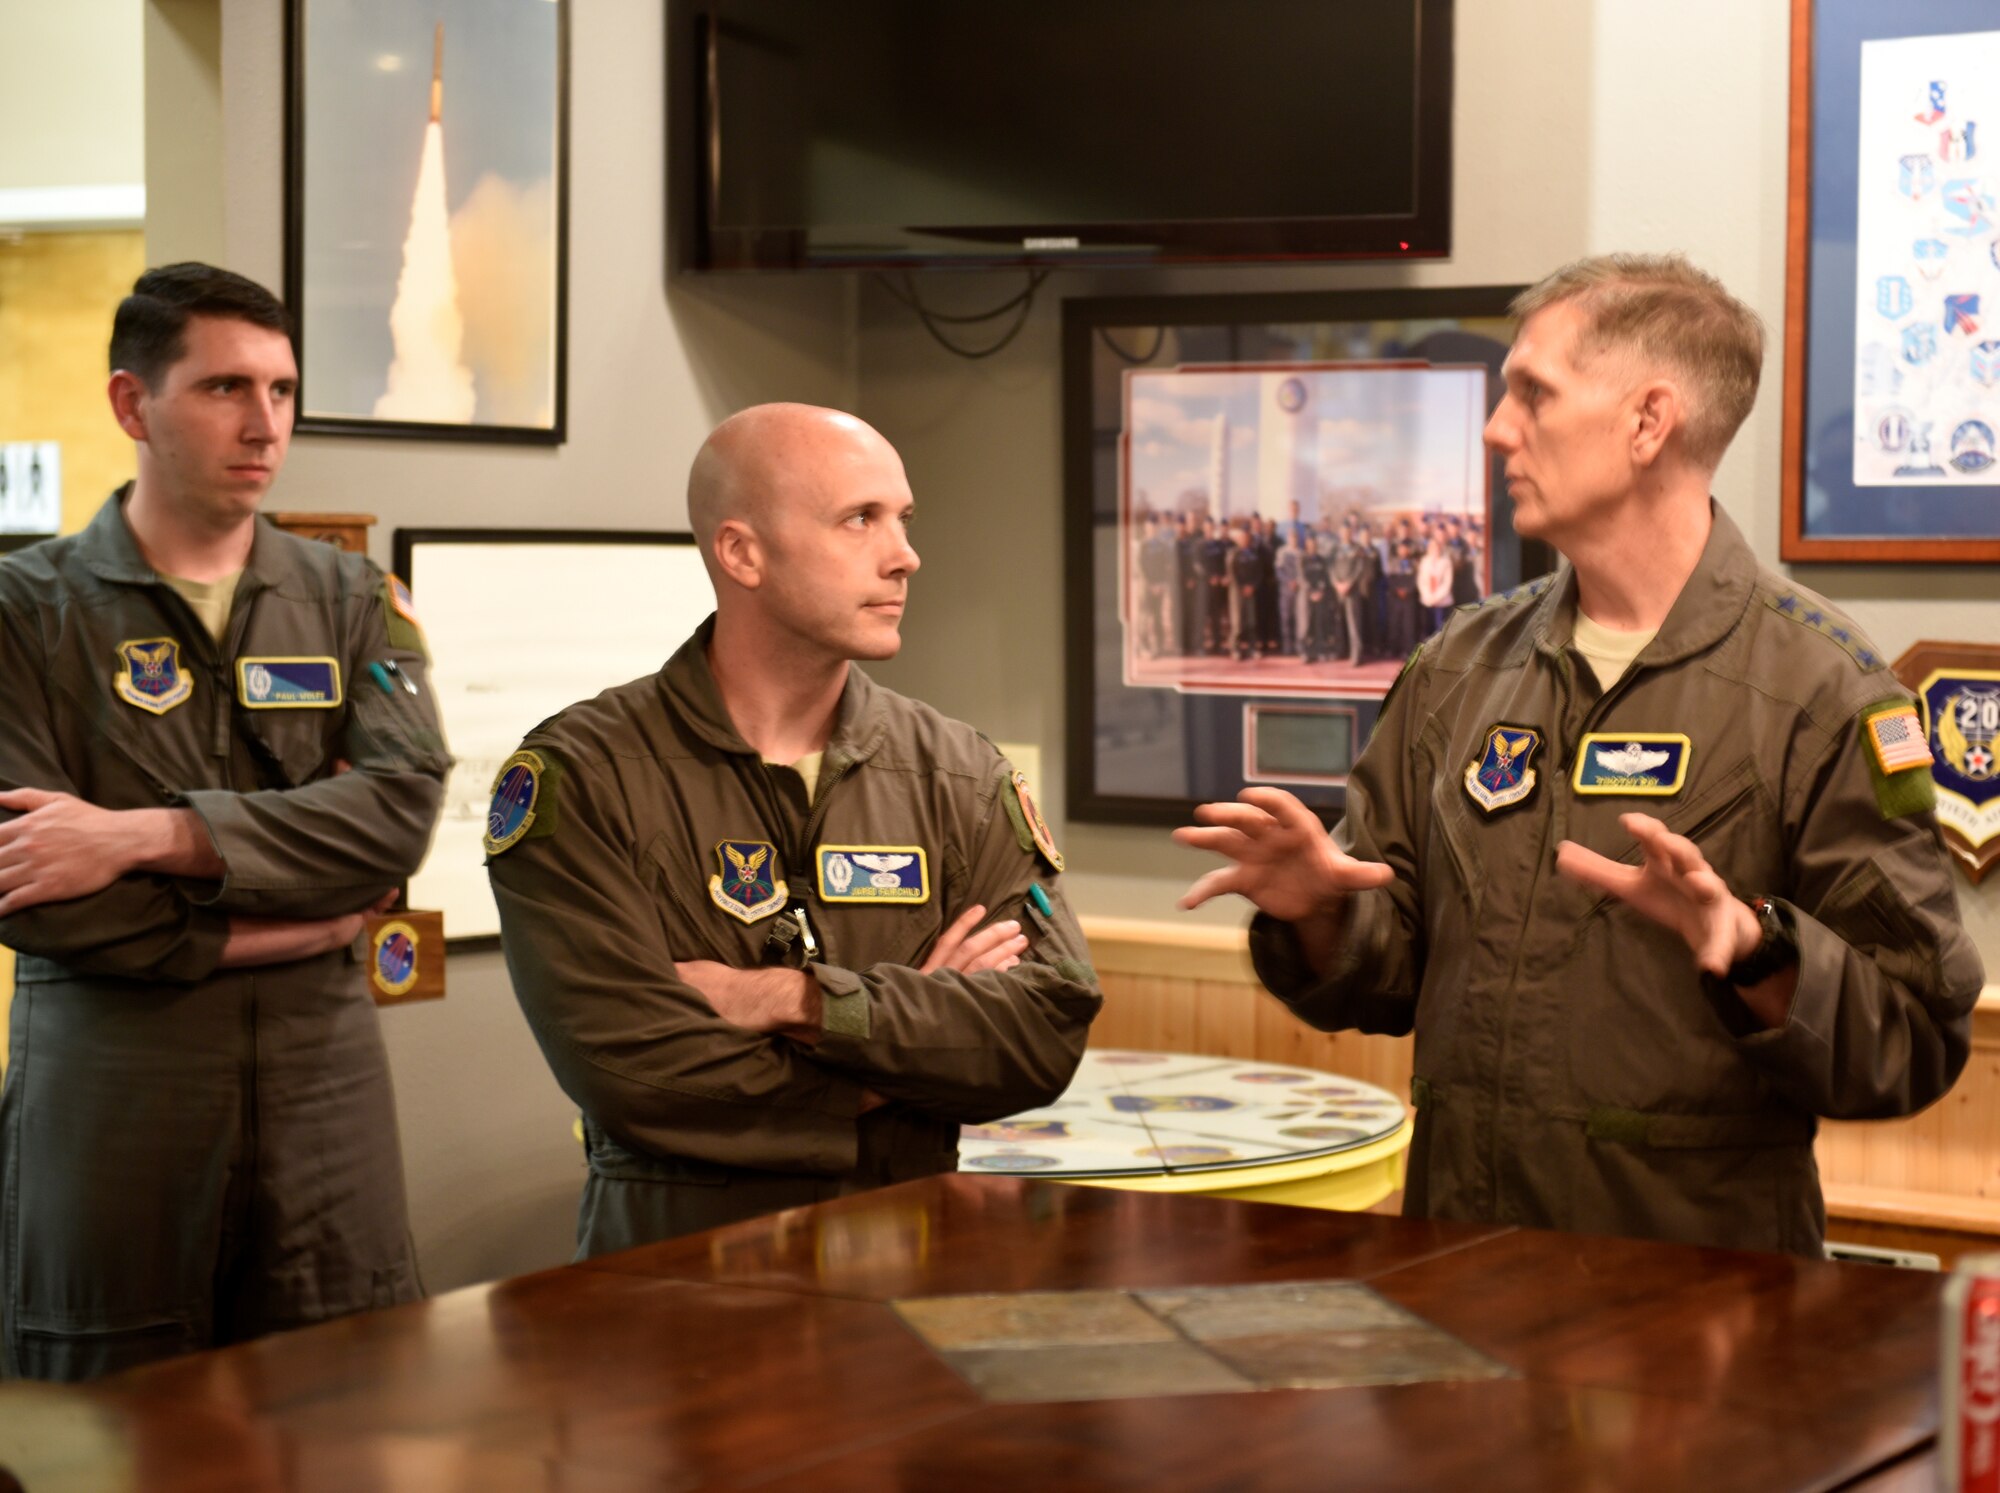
<box><xmin>285</xmin><ymin>0</ymin><xmax>570</xmax><ymax>443</ymax></box>
<box><xmin>1782</xmin><ymin>0</ymin><xmax>2000</xmax><ymax>561</ymax></box>
<box><xmin>1062</xmin><ymin>286</ymin><xmax>1549</xmax><ymax>827</ymax></box>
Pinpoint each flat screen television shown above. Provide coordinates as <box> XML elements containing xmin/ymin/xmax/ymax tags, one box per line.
<box><xmin>670</xmin><ymin>0</ymin><xmax>1453</xmax><ymax>270</ymax></box>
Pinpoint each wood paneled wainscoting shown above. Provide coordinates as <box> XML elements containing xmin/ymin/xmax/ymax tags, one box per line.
<box><xmin>1080</xmin><ymin>916</ymin><xmax>2000</xmax><ymax>1263</ymax></box>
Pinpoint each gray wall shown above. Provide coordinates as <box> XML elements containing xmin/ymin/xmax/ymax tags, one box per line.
<box><xmin>192</xmin><ymin>0</ymin><xmax>1998</xmax><ymax>1290</ymax></box>
<box><xmin>213</xmin><ymin>0</ymin><xmax>856</xmax><ymax>1288</ymax></box>
<box><xmin>856</xmin><ymin>0</ymin><xmax>2000</xmax><ymax>969</ymax></box>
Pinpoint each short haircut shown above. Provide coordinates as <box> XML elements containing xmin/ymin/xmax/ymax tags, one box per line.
<box><xmin>1510</xmin><ymin>253</ymin><xmax>1764</xmax><ymax>472</ymax></box>
<box><xmin>110</xmin><ymin>262</ymin><xmax>293</xmax><ymax>389</ymax></box>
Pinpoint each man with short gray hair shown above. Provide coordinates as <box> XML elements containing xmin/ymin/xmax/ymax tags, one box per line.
<box><xmin>1178</xmin><ymin>254</ymin><xmax>1983</xmax><ymax>1255</ymax></box>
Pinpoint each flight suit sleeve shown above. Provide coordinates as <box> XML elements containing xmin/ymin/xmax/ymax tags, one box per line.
<box><xmin>1247</xmin><ymin>641</ymin><xmax>1432</xmax><ymax>1036</ymax></box>
<box><xmin>488</xmin><ymin>744</ymin><xmax>868</xmax><ymax>1174</ymax></box>
<box><xmin>177</xmin><ymin>576</ymin><xmax>450</xmax><ymax>917</ymax></box>
<box><xmin>1722</xmin><ymin>694</ymin><xmax>1985</xmax><ymax>1118</ymax></box>
<box><xmin>0</xmin><ymin>601</ymin><xmax>228</xmax><ymax>981</ymax></box>
<box><xmin>798</xmin><ymin>761</ymin><xmax>1103</xmax><ymax>1122</ymax></box>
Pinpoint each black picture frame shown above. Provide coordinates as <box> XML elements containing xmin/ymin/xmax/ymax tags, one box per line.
<box><xmin>284</xmin><ymin>0</ymin><xmax>571</xmax><ymax>444</ymax></box>
<box><xmin>1062</xmin><ymin>286</ymin><xmax>1548</xmax><ymax>828</ymax></box>
<box><xmin>392</xmin><ymin>528</ymin><xmax>712</xmax><ymax>950</ymax></box>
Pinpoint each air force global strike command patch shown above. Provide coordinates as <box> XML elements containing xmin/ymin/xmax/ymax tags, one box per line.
<box><xmin>1464</xmin><ymin>724</ymin><xmax>1541</xmax><ymax>813</ymax></box>
<box><xmin>817</xmin><ymin>845</ymin><xmax>930</xmax><ymax>904</ymax></box>
<box><xmin>113</xmin><ymin>638</ymin><xmax>192</xmax><ymax>715</ymax></box>
<box><xmin>710</xmin><ymin>840</ymin><xmax>787</xmax><ymax>924</ymax></box>
<box><xmin>1572</xmin><ymin>733</ymin><xmax>1691</xmax><ymax>796</ymax></box>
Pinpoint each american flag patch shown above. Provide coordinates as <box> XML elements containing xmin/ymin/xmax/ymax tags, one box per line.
<box><xmin>1865</xmin><ymin>705</ymin><xmax>1934</xmax><ymax>774</ymax></box>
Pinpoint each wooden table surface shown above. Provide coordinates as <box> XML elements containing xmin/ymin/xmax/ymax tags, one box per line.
<box><xmin>0</xmin><ymin>1175</ymin><xmax>1946</xmax><ymax>1492</ymax></box>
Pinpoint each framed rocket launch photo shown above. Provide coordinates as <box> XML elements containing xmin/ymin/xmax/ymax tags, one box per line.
<box><xmin>285</xmin><ymin>0</ymin><xmax>570</xmax><ymax>443</ymax></box>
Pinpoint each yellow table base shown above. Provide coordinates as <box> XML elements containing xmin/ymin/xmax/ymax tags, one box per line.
<box><xmin>1059</xmin><ymin>1117</ymin><xmax>1413</xmax><ymax>1212</ymax></box>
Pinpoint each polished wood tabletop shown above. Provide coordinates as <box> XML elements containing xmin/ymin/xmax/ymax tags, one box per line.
<box><xmin>0</xmin><ymin>1176</ymin><xmax>1946</xmax><ymax>1491</ymax></box>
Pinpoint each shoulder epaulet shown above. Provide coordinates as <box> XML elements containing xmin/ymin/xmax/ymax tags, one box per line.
<box><xmin>1761</xmin><ymin>590</ymin><xmax>1887</xmax><ymax>672</ymax></box>
<box><xmin>1455</xmin><ymin>574</ymin><xmax>1555</xmax><ymax>615</ymax></box>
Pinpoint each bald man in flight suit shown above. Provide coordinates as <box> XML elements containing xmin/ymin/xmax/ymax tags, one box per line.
<box><xmin>489</xmin><ymin>404</ymin><xmax>1102</xmax><ymax>1254</ymax></box>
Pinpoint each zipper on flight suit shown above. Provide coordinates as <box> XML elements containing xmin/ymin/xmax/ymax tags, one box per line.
<box><xmin>757</xmin><ymin>752</ymin><xmax>855</xmax><ymax>969</ymax></box>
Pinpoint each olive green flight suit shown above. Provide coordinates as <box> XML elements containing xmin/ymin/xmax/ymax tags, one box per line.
<box><xmin>1252</xmin><ymin>505</ymin><xmax>1985</xmax><ymax>1255</ymax></box>
<box><xmin>0</xmin><ymin>489</ymin><xmax>450</xmax><ymax>1379</ymax></box>
<box><xmin>488</xmin><ymin>619</ymin><xmax>1103</xmax><ymax>1255</ymax></box>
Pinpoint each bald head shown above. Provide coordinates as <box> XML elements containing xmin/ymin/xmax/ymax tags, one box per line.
<box><xmin>689</xmin><ymin>404</ymin><xmax>899</xmax><ymax>574</ymax></box>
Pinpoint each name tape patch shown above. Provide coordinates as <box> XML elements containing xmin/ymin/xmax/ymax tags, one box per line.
<box><xmin>237</xmin><ymin>656</ymin><xmax>342</xmax><ymax>709</ymax></box>
<box><xmin>1571</xmin><ymin>733</ymin><xmax>1692</xmax><ymax>796</ymax></box>
<box><xmin>817</xmin><ymin>845</ymin><xmax>930</xmax><ymax>904</ymax></box>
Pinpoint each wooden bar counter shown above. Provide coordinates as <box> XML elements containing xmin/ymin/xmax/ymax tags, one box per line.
<box><xmin>0</xmin><ymin>1176</ymin><xmax>1945</xmax><ymax>1492</ymax></box>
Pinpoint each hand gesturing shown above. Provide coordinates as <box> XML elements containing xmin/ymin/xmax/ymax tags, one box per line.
<box><xmin>1173</xmin><ymin>786</ymin><xmax>1392</xmax><ymax>921</ymax></box>
<box><xmin>1555</xmin><ymin>812</ymin><xmax>1758</xmax><ymax>978</ymax></box>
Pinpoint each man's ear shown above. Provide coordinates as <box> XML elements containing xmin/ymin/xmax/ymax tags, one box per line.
<box><xmin>108</xmin><ymin>370</ymin><xmax>149</xmax><ymax>442</ymax></box>
<box><xmin>711</xmin><ymin>517</ymin><xmax>764</xmax><ymax>590</ymax></box>
<box><xmin>1630</xmin><ymin>379</ymin><xmax>1684</xmax><ymax>469</ymax></box>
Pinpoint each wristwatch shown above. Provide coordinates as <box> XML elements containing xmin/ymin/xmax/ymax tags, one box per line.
<box><xmin>1726</xmin><ymin>895</ymin><xmax>1798</xmax><ymax>987</ymax></box>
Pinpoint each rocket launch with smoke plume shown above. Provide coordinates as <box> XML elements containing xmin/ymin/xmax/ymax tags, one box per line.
<box><xmin>374</xmin><ymin>23</ymin><xmax>477</xmax><ymax>423</ymax></box>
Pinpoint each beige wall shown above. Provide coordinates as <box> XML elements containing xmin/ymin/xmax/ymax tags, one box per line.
<box><xmin>0</xmin><ymin>2</ymin><xmax>144</xmax><ymax>192</ymax></box>
<box><xmin>856</xmin><ymin>0</ymin><xmax>2000</xmax><ymax>973</ymax></box>
<box><xmin>0</xmin><ymin>230</ymin><xmax>148</xmax><ymax>1067</ymax></box>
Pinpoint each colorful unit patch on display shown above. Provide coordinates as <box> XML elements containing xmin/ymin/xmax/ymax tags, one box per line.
<box><xmin>113</xmin><ymin>637</ymin><xmax>192</xmax><ymax>715</ymax></box>
<box><xmin>372</xmin><ymin>920</ymin><xmax>420</xmax><ymax>998</ymax></box>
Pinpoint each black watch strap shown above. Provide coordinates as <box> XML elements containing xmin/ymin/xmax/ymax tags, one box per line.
<box><xmin>1726</xmin><ymin>895</ymin><xmax>1798</xmax><ymax>987</ymax></box>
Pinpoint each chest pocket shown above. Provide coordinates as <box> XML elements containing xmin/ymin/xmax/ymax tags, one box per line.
<box><xmin>1567</xmin><ymin>756</ymin><xmax>1770</xmax><ymax>923</ymax></box>
<box><xmin>1425</xmin><ymin>773</ymin><xmax>1487</xmax><ymax>923</ymax></box>
<box><xmin>645</xmin><ymin>831</ymin><xmax>759</xmax><ymax>966</ymax></box>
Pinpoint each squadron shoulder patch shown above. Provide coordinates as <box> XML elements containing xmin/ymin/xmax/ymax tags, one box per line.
<box><xmin>237</xmin><ymin>656</ymin><xmax>342</xmax><ymax>709</ymax></box>
<box><xmin>113</xmin><ymin>637</ymin><xmax>193</xmax><ymax>715</ymax></box>
<box><xmin>485</xmin><ymin>749</ymin><xmax>557</xmax><ymax>855</ymax></box>
<box><xmin>1572</xmin><ymin>733</ymin><xmax>1691</xmax><ymax>796</ymax></box>
<box><xmin>1464</xmin><ymin>724</ymin><xmax>1542</xmax><ymax>813</ymax></box>
<box><xmin>710</xmin><ymin>839</ymin><xmax>787</xmax><ymax>923</ymax></box>
<box><xmin>817</xmin><ymin>845</ymin><xmax>930</xmax><ymax>904</ymax></box>
<box><xmin>1005</xmin><ymin>770</ymin><xmax>1065</xmax><ymax>872</ymax></box>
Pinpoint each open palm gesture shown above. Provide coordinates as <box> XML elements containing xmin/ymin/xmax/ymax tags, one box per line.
<box><xmin>1174</xmin><ymin>786</ymin><xmax>1393</xmax><ymax>921</ymax></box>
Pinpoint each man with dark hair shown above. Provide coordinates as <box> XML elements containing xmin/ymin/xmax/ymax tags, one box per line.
<box><xmin>0</xmin><ymin>262</ymin><xmax>450</xmax><ymax>1379</ymax></box>
<box><xmin>1179</xmin><ymin>253</ymin><xmax>1982</xmax><ymax>1255</ymax></box>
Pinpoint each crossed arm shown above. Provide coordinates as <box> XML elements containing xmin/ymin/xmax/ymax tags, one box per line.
<box><xmin>0</xmin><ymin>782</ymin><xmax>391</xmax><ymax>969</ymax></box>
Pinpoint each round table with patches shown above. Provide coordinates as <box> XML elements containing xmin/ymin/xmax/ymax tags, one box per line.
<box><xmin>958</xmin><ymin>1050</ymin><xmax>1413</xmax><ymax>1211</ymax></box>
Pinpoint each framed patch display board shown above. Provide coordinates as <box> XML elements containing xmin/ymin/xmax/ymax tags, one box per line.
<box><xmin>1781</xmin><ymin>0</ymin><xmax>2000</xmax><ymax>561</ymax></box>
